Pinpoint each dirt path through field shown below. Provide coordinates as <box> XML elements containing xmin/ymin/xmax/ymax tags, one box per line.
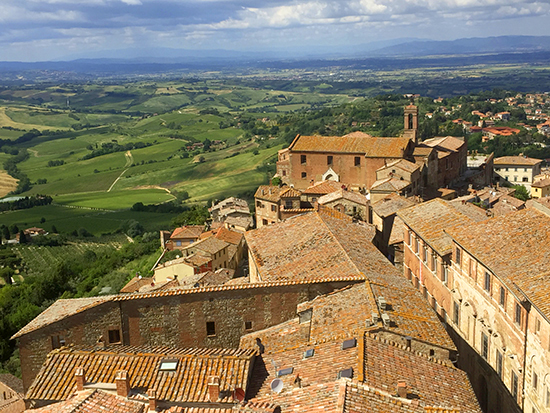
<box><xmin>107</xmin><ymin>151</ymin><xmax>133</xmax><ymax>192</ymax></box>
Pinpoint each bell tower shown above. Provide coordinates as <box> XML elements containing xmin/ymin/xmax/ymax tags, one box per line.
<box><xmin>404</xmin><ymin>104</ymin><xmax>419</xmax><ymax>143</ymax></box>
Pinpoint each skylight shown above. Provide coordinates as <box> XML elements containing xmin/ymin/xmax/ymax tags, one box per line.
<box><xmin>159</xmin><ymin>360</ymin><xmax>178</xmax><ymax>371</ymax></box>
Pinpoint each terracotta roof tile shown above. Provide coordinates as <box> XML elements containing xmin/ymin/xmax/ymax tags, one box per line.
<box><xmin>378</xmin><ymin>158</ymin><xmax>420</xmax><ymax>174</ymax></box>
<box><xmin>0</xmin><ymin>373</ymin><xmax>23</xmax><ymax>395</ymax></box>
<box><xmin>318</xmin><ymin>189</ymin><xmax>368</xmax><ymax>206</ymax></box>
<box><xmin>120</xmin><ymin>276</ymin><xmax>154</xmax><ymax>293</ymax></box>
<box><xmin>184</xmin><ymin>237</ymin><xmax>229</xmax><ymax>255</ymax></box>
<box><xmin>398</xmin><ymin>199</ymin><xmax>487</xmax><ymax>256</ymax></box>
<box><xmin>303</xmin><ymin>180</ymin><xmax>344</xmax><ymax>195</ymax></box>
<box><xmin>171</xmin><ymin>226</ymin><xmax>204</xmax><ymax>239</ymax></box>
<box><xmin>254</xmin><ymin>186</ymin><xmax>301</xmax><ymax>202</ymax></box>
<box><xmin>494</xmin><ymin>156</ymin><xmax>542</xmax><ymax>166</ymax></box>
<box><xmin>289</xmin><ymin>133</ymin><xmax>412</xmax><ymax>158</ymax></box>
<box><xmin>26</xmin><ymin>346</ymin><xmax>255</xmax><ymax>404</ymax></box>
<box><xmin>12</xmin><ymin>296</ymin><xmax>116</xmax><ymax>339</ymax></box>
<box><xmin>245</xmin><ymin>206</ymin><xmax>375</xmax><ymax>283</ymax></box>
<box><xmin>25</xmin><ymin>389</ymin><xmax>145</xmax><ymax>413</ymax></box>
<box><xmin>372</xmin><ymin>193</ymin><xmax>418</xmax><ymax>218</ymax></box>
<box><xmin>446</xmin><ymin>208</ymin><xmax>550</xmax><ymax>319</ymax></box>
<box><xmin>370</xmin><ymin>178</ymin><xmax>411</xmax><ymax>192</ymax></box>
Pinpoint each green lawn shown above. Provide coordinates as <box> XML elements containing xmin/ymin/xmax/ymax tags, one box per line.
<box><xmin>54</xmin><ymin>188</ymin><xmax>175</xmax><ymax>209</ymax></box>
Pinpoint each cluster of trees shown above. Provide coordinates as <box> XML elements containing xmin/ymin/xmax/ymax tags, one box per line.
<box><xmin>0</xmin><ymin>234</ymin><xmax>160</xmax><ymax>373</ymax></box>
<box><xmin>81</xmin><ymin>141</ymin><xmax>153</xmax><ymax>160</ymax></box>
<box><xmin>3</xmin><ymin>149</ymin><xmax>31</xmax><ymax>194</ymax></box>
<box><xmin>47</xmin><ymin>160</ymin><xmax>65</xmax><ymax>167</ymax></box>
<box><xmin>0</xmin><ymin>195</ymin><xmax>53</xmax><ymax>212</ymax></box>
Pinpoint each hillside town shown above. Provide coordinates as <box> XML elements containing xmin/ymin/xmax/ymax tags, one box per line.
<box><xmin>4</xmin><ymin>103</ymin><xmax>550</xmax><ymax>413</ymax></box>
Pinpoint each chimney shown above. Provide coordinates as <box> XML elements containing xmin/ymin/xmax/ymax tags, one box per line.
<box><xmin>75</xmin><ymin>367</ymin><xmax>85</xmax><ymax>391</ymax></box>
<box><xmin>208</xmin><ymin>376</ymin><xmax>220</xmax><ymax>402</ymax></box>
<box><xmin>147</xmin><ymin>389</ymin><xmax>157</xmax><ymax>411</ymax></box>
<box><xmin>115</xmin><ymin>370</ymin><xmax>130</xmax><ymax>397</ymax></box>
<box><xmin>397</xmin><ymin>380</ymin><xmax>407</xmax><ymax>398</ymax></box>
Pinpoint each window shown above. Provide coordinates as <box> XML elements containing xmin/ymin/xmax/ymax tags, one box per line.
<box><xmin>271</xmin><ymin>205</ymin><xmax>277</xmax><ymax>212</ymax></box>
<box><xmin>407</xmin><ymin>231</ymin><xmax>411</xmax><ymax>245</ymax></box>
<box><xmin>51</xmin><ymin>335</ymin><xmax>66</xmax><ymax>349</ymax></box>
<box><xmin>431</xmin><ymin>255</ymin><xmax>437</xmax><ymax>272</ymax></box>
<box><xmin>300</xmin><ymin>155</ymin><xmax>306</xmax><ymax>164</ymax></box>
<box><xmin>406</xmin><ymin>267</ymin><xmax>412</xmax><ymax>281</ymax></box>
<box><xmin>206</xmin><ymin>321</ymin><xmax>216</xmax><ymax>336</ymax></box>
<box><xmin>176</xmin><ymin>240</ymin><xmax>182</xmax><ymax>246</ymax></box>
<box><xmin>481</xmin><ymin>333</ymin><xmax>489</xmax><ymax>360</ymax></box>
<box><xmin>262</xmin><ymin>219</ymin><xmax>268</xmax><ymax>225</ymax></box>
<box><xmin>546</xmin><ymin>388</ymin><xmax>550</xmax><ymax>407</ymax></box>
<box><xmin>108</xmin><ymin>329</ymin><xmax>121</xmax><ymax>344</ymax></box>
<box><xmin>159</xmin><ymin>360</ymin><xmax>178</xmax><ymax>371</ymax></box>
<box><xmin>245</xmin><ymin>321</ymin><xmax>252</xmax><ymax>330</ymax></box>
<box><xmin>512</xmin><ymin>371</ymin><xmax>519</xmax><ymax>401</ymax></box>
<box><xmin>285</xmin><ymin>200</ymin><xmax>292</xmax><ymax>209</ymax></box>
<box><xmin>282</xmin><ymin>170</ymin><xmax>286</xmax><ymax>176</ymax></box>
<box><xmin>354</xmin><ymin>156</ymin><xmax>360</xmax><ymax>166</ymax></box>
<box><xmin>415</xmin><ymin>238</ymin><xmax>419</xmax><ymax>254</ymax></box>
<box><xmin>484</xmin><ymin>272</ymin><xmax>491</xmax><ymax>292</ymax></box>
<box><xmin>453</xmin><ymin>302</ymin><xmax>460</xmax><ymax>326</ymax></box>
<box><xmin>327</xmin><ymin>155</ymin><xmax>333</xmax><ymax>165</ymax></box>
<box><xmin>536</xmin><ymin>318</ymin><xmax>541</xmax><ymax>333</ymax></box>
<box><xmin>514</xmin><ymin>176</ymin><xmax>518</xmax><ymax>182</ymax></box>
<box><xmin>496</xmin><ymin>350</ymin><xmax>503</xmax><ymax>379</ymax></box>
<box><xmin>499</xmin><ymin>286</ymin><xmax>506</xmax><ymax>307</ymax></box>
<box><xmin>423</xmin><ymin>246</ymin><xmax>428</xmax><ymax>263</ymax></box>
<box><xmin>523</xmin><ymin>177</ymin><xmax>528</xmax><ymax>182</ymax></box>
<box><xmin>301</xmin><ymin>172</ymin><xmax>307</xmax><ymax>179</ymax></box>
<box><xmin>441</xmin><ymin>263</ymin><xmax>448</xmax><ymax>283</ymax></box>
<box><xmin>256</xmin><ymin>201</ymin><xmax>262</xmax><ymax>208</ymax></box>
<box><xmin>533</xmin><ymin>371</ymin><xmax>538</xmax><ymax>391</ymax></box>
<box><xmin>456</xmin><ymin>247</ymin><xmax>461</xmax><ymax>266</ymax></box>
<box><xmin>515</xmin><ymin>303</ymin><xmax>522</xmax><ymax>326</ymax></box>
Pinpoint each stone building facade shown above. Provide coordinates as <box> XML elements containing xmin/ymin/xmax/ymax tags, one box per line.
<box><xmin>400</xmin><ymin>202</ymin><xmax>550</xmax><ymax>413</ymax></box>
<box><xmin>13</xmin><ymin>282</ymin><xmax>349</xmax><ymax>391</ymax></box>
<box><xmin>494</xmin><ymin>156</ymin><xmax>543</xmax><ymax>191</ymax></box>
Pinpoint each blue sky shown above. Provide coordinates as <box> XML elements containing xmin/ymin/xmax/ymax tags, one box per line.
<box><xmin>1</xmin><ymin>0</ymin><xmax>550</xmax><ymax>61</ymax></box>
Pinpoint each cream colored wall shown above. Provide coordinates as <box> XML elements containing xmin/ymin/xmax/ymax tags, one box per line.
<box><xmin>154</xmin><ymin>262</ymin><xmax>195</xmax><ymax>283</ymax></box>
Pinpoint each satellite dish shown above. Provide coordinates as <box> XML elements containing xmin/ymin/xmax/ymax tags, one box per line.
<box><xmin>234</xmin><ymin>388</ymin><xmax>245</xmax><ymax>401</ymax></box>
<box><xmin>270</xmin><ymin>378</ymin><xmax>284</xmax><ymax>394</ymax></box>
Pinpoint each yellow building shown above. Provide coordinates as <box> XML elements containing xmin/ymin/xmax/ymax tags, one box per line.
<box><xmin>531</xmin><ymin>174</ymin><xmax>550</xmax><ymax>198</ymax></box>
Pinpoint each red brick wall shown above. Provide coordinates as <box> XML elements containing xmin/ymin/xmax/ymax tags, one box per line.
<box><xmin>18</xmin><ymin>282</ymin><xmax>350</xmax><ymax>391</ymax></box>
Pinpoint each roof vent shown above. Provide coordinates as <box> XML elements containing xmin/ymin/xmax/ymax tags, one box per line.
<box><xmin>159</xmin><ymin>360</ymin><xmax>179</xmax><ymax>371</ymax></box>
<box><xmin>377</xmin><ymin>296</ymin><xmax>387</xmax><ymax>310</ymax></box>
<box><xmin>371</xmin><ymin>312</ymin><xmax>380</xmax><ymax>324</ymax></box>
<box><xmin>381</xmin><ymin>313</ymin><xmax>391</xmax><ymax>326</ymax></box>
<box><xmin>342</xmin><ymin>338</ymin><xmax>356</xmax><ymax>350</ymax></box>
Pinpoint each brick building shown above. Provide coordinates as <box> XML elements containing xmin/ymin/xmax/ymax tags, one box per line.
<box><xmin>400</xmin><ymin>201</ymin><xmax>550</xmax><ymax>413</ymax></box>
<box><xmin>161</xmin><ymin>225</ymin><xmax>204</xmax><ymax>251</ymax></box>
<box><xmin>0</xmin><ymin>374</ymin><xmax>24</xmax><ymax>413</ymax></box>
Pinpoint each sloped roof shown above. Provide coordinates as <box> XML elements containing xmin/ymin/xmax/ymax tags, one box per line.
<box><xmin>422</xmin><ymin>136</ymin><xmax>465</xmax><ymax>153</ymax></box>
<box><xmin>398</xmin><ymin>198</ymin><xmax>487</xmax><ymax>256</ymax></box>
<box><xmin>26</xmin><ymin>346</ymin><xmax>255</xmax><ymax>404</ymax></box>
<box><xmin>12</xmin><ymin>296</ymin><xmax>115</xmax><ymax>339</ymax></box>
<box><xmin>245</xmin><ymin>206</ymin><xmax>375</xmax><ymax>283</ymax></box>
<box><xmin>0</xmin><ymin>373</ymin><xmax>23</xmax><ymax>395</ymax></box>
<box><xmin>120</xmin><ymin>276</ymin><xmax>154</xmax><ymax>293</ymax></box>
<box><xmin>446</xmin><ymin>208</ymin><xmax>550</xmax><ymax>319</ymax></box>
<box><xmin>170</xmin><ymin>226</ymin><xmax>204</xmax><ymax>240</ymax></box>
<box><xmin>302</xmin><ymin>180</ymin><xmax>343</xmax><ymax>195</ymax></box>
<box><xmin>494</xmin><ymin>156</ymin><xmax>542</xmax><ymax>166</ymax></box>
<box><xmin>25</xmin><ymin>389</ymin><xmax>145</xmax><ymax>413</ymax></box>
<box><xmin>370</xmin><ymin>177</ymin><xmax>411</xmax><ymax>192</ymax></box>
<box><xmin>254</xmin><ymin>186</ymin><xmax>302</xmax><ymax>202</ymax></box>
<box><xmin>318</xmin><ymin>189</ymin><xmax>368</xmax><ymax>206</ymax></box>
<box><xmin>289</xmin><ymin>133</ymin><xmax>411</xmax><ymax>158</ymax></box>
<box><xmin>371</xmin><ymin>193</ymin><xmax>417</xmax><ymax>218</ymax></box>
<box><xmin>185</xmin><ymin>236</ymin><xmax>229</xmax><ymax>255</ymax></box>
<box><xmin>377</xmin><ymin>158</ymin><xmax>420</xmax><ymax>174</ymax></box>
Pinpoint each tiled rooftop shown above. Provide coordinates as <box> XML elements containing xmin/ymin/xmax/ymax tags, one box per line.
<box><xmin>446</xmin><ymin>208</ymin><xmax>550</xmax><ymax>319</ymax></box>
<box><xmin>255</xmin><ymin>186</ymin><xmax>301</xmax><ymax>202</ymax></box>
<box><xmin>494</xmin><ymin>155</ymin><xmax>542</xmax><ymax>166</ymax></box>
<box><xmin>289</xmin><ymin>133</ymin><xmax>412</xmax><ymax>158</ymax></box>
<box><xmin>0</xmin><ymin>373</ymin><xmax>23</xmax><ymax>395</ymax></box>
<box><xmin>215</xmin><ymin>227</ymin><xmax>245</xmax><ymax>245</ymax></box>
<box><xmin>120</xmin><ymin>276</ymin><xmax>154</xmax><ymax>293</ymax></box>
<box><xmin>12</xmin><ymin>296</ymin><xmax>115</xmax><ymax>339</ymax></box>
<box><xmin>362</xmin><ymin>334</ymin><xmax>481</xmax><ymax>412</ymax></box>
<box><xmin>24</xmin><ymin>389</ymin><xmax>145</xmax><ymax>413</ymax></box>
<box><xmin>26</xmin><ymin>346</ymin><xmax>256</xmax><ymax>403</ymax></box>
<box><xmin>378</xmin><ymin>158</ymin><xmax>420</xmax><ymax>174</ymax></box>
<box><xmin>184</xmin><ymin>236</ymin><xmax>229</xmax><ymax>255</ymax></box>
<box><xmin>317</xmin><ymin>189</ymin><xmax>368</xmax><ymax>206</ymax></box>
<box><xmin>398</xmin><ymin>198</ymin><xmax>487</xmax><ymax>256</ymax></box>
<box><xmin>171</xmin><ymin>226</ymin><xmax>205</xmax><ymax>239</ymax></box>
<box><xmin>421</xmin><ymin>136</ymin><xmax>465</xmax><ymax>153</ymax></box>
<box><xmin>372</xmin><ymin>193</ymin><xmax>417</xmax><ymax>219</ymax></box>
<box><xmin>303</xmin><ymin>180</ymin><xmax>343</xmax><ymax>195</ymax></box>
<box><xmin>370</xmin><ymin>177</ymin><xmax>411</xmax><ymax>192</ymax></box>
<box><xmin>245</xmin><ymin>206</ymin><xmax>375</xmax><ymax>283</ymax></box>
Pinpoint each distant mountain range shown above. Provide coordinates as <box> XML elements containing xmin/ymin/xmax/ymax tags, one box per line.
<box><xmin>1</xmin><ymin>36</ymin><xmax>550</xmax><ymax>78</ymax></box>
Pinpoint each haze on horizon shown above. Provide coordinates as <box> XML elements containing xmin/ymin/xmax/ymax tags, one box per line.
<box><xmin>1</xmin><ymin>0</ymin><xmax>550</xmax><ymax>62</ymax></box>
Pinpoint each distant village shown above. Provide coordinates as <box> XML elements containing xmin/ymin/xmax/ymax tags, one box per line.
<box><xmin>3</xmin><ymin>101</ymin><xmax>550</xmax><ymax>413</ymax></box>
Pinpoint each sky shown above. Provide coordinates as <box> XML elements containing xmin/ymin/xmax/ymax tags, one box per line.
<box><xmin>1</xmin><ymin>0</ymin><xmax>550</xmax><ymax>62</ymax></box>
